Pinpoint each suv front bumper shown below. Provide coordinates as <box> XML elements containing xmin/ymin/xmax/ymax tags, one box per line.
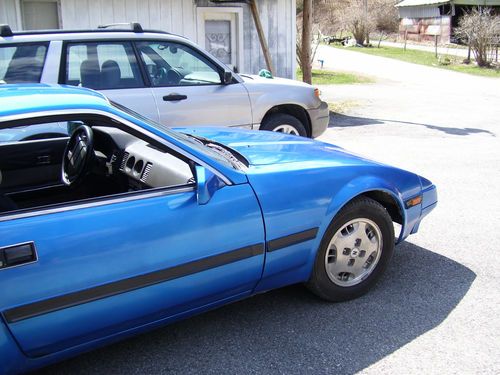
<box><xmin>307</xmin><ymin>101</ymin><xmax>329</xmax><ymax>138</ymax></box>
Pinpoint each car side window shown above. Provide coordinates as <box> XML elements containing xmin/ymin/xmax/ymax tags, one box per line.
<box><xmin>136</xmin><ymin>41</ymin><xmax>221</xmax><ymax>87</ymax></box>
<box><xmin>65</xmin><ymin>42</ymin><xmax>144</xmax><ymax>90</ymax></box>
<box><xmin>0</xmin><ymin>122</ymin><xmax>70</xmax><ymax>144</ymax></box>
<box><xmin>0</xmin><ymin>43</ymin><xmax>48</xmax><ymax>84</ymax></box>
<box><xmin>0</xmin><ymin>116</ymin><xmax>194</xmax><ymax>216</ymax></box>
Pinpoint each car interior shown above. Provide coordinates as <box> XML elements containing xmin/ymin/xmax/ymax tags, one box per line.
<box><xmin>0</xmin><ymin>116</ymin><xmax>194</xmax><ymax>215</ymax></box>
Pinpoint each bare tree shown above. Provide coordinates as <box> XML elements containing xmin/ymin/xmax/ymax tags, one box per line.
<box><xmin>301</xmin><ymin>0</ymin><xmax>313</xmax><ymax>83</ymax></box>
<box><xmin>341</xmin><ymin>0</ymin><xmax>375</xmax><ymax>45</ymax></box>
<box><xmin>297</xmin><ymin>1</ymin><xmax>325</xmax><ymax>84</ymax></box>
<box><xmin>374</xmin><ymin>0</ymin><xmax>399</xmax><ymax>47</ymax></box>
<box><xmin>455</xmin><ymin>7</ymin><xmax>500</xmax><ymax>67</ymax></box>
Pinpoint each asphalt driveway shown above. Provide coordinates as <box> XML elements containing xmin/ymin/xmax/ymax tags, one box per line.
<box><xmin>36</xmin><ymin>47</ymin><xmax>499</xmax><ymax>374</ymax></box>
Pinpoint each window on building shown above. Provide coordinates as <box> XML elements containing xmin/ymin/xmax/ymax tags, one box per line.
<box><xmin>22</xmin><ymin>1</ymin><xmax>61</xmax><ymax>30</ymax></box>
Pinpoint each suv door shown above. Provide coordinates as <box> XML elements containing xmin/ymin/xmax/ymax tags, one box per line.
<box><xmin>63</xmin><ymin>41</ymin><xmax>159</xmax><ymax>122</ymax></box>
<box><xmin>136</xmin><ymin>40</ymin><xmax>252</xmax><ymax>128</ymax></box>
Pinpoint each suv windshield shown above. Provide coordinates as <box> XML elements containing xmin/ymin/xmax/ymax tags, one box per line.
<box><xmin>0</xmin><ymin>43</ymin><xmax>48</xmax><ymax>84</ymax></box>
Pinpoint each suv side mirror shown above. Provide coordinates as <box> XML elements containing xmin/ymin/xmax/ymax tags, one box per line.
<box><xmin>222</xmin><ymin>70</ymin><xmax>233</xmax><ymax>85</ymax></box>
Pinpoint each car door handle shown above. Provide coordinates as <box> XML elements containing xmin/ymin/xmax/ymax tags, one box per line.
<box><xmin>36</xmin><ymin>155</ymin><xmax>51</xmax><ymax>165</ymax></box>
<box><xmin>0</xmin><ymin>242</ymin><xmax>37</xmax><ymax>269</ymax></box>
<box><xmin>163</xmin><ymin>94</ymin><xmax>187</xmax><ymax>101</ymax></box>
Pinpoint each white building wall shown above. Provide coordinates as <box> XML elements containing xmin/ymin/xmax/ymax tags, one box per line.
<box><xmin>0</xmin><ymin>0</ymin><xmax>20</xmax><ymax>30</ymax></box>
<box><xmin>59</xmin><ymin>0</ymin><xmax>197</xmax><ymax>41</ymax></box>
<box><xmin>0</xmin><ymin>0</ymin><xmax>296</xmax><ymax>78</ymax></box>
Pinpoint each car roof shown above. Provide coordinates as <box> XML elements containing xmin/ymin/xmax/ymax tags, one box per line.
<box><xmin>0</xmin><ymin>84</ymin><xmax>112</xmax><ymax>119</ymax></box>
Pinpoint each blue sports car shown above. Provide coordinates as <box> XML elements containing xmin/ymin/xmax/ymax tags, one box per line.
<box><xmin>0</xmin><ymin>85</ymin><xmax>437</xmax><ymax>374</ymax></box>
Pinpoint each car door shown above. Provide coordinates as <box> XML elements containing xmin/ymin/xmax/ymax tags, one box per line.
<box><xmin>0</xmin><ymin>122</ymin><xmax>69</xmax><ymax>192</ymax></box>
<box><xmin>135</xmin><ymin>40</ymin><xmax>252</xmax><ymax>128</ymax></box>
<box><xmin>63</xmin><ymin>41</ymin><xmax>159</xmax><ymax>122</ymax></box>
<box><xmin>0</xmin><ymin>116</ymin><xmax>265</xmax><ymax>358</ymax></box>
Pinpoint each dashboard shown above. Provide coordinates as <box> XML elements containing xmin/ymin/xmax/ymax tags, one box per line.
<box><xmin>93</xmin><ymin>127</ymin><xmax>193</xmax><ymax>190</ymax></box>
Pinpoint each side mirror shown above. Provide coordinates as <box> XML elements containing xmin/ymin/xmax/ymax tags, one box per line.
<box><xmin>222</xmin><ymin>70</ymin><xmax>233</xmax><ymax>85</ymax></box>
<box><xmin>195</xmin><ymin>165</ymin><xmax>225</xmax><ymax>205</ymax></box>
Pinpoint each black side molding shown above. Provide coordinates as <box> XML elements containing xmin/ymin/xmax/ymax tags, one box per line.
<box><xmin>267</xmin><ymin>228</ymin><xmax>319</xmax><ymax>252</ymax></box>
<box><xmin>4</xmin><ymin>243</ymin><xmax>264</xmax><ymax>323</ymax></box>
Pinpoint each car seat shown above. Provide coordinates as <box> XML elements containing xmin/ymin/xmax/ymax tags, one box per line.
<box><xmin>80</xmin><ymin>59</ymin><xmax>101</xmax><ymax>89</ymax></box>
<box><xmin>101</xmin><ymin>60</ymin><xmax>121</xmax><ymax>88</ymax></box>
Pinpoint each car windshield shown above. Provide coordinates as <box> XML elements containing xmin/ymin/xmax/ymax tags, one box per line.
<box><xmin>110</xmin><ymin>101</ymin><xmax>245</xmax><ymax>170</ymax></box>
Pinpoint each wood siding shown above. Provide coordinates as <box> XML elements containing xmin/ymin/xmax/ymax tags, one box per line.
<box><xmin>58</xmin><ymin>0</ymin><xmax>197</xmax><ymax>41</ymax></box>
<box><xmin>0</xmin><ymin>0</ymin><xmax>20</xmax><ymax>30</ymax></box>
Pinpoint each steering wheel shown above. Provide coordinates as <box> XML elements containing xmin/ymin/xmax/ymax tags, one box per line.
<box><xmin>62</xmin><ymin>125</ymin><xmax>94</xmax><ymax>186</ymax></box>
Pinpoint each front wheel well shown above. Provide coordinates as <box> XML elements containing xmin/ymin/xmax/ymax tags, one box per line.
<box><xmin>360</xmin><ymin>191</ymin><xmax>403</xmax><ymax>225</ymax></box>
<box><xmin>261</xmin><ymin>104</ymin><xmax>312</xmax><ymax>137</ymax></box>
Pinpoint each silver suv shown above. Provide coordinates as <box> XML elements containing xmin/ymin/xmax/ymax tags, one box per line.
<box><xmin>0</xmin><ymin>23</ymin><xmax>329</xmax><ymax>138</ymax></box>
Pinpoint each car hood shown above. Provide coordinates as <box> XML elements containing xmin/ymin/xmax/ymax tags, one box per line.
<box><xmin>176</xmin><ymin>127</ymin><xmax>381</xmax><ymax>168</ymax></box>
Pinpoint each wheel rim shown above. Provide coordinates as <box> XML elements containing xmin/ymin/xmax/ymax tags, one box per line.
<box><xmin>273</xmin><ymin>124</ymin><xmax>299</xmax><ymax>135</ymax></box>
<box><xmin>324</xmin><ymin>218</ymin><xmax>383</xmax><ymax>287</ymax></box>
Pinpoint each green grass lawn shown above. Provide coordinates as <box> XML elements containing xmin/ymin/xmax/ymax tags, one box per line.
<box><xmin>296</xmin><ymin>69</ymin><xmax>373</xmax><ymax>85</ymax></box>
<box><xmin>334</xmin><ymin>45</ymin><xmax>500</xmax><ymax>78</ymax></box>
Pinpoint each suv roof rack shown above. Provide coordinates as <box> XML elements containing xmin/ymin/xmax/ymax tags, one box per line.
<box><xmin>0</xmin><ymin>23</ymin><xmax>170</xmax><ymax>37</ymax></box>
<box><xmin>0</xmin><ymin>24</ymin><xmax>14</xmax><ymax>37</ymax></box>
<box><xmin>98</xmin><ymin>22</ymin><xmax>143</xmax><ymax>32</ymax></box>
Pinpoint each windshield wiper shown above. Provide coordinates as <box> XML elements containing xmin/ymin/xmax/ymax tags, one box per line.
<box><xmin>206</xmin><ymin>143</ymin><xmax>246</xmax><ymax>170</ymax></box>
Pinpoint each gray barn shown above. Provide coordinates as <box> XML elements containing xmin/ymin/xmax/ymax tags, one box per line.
<box><xmin>0</xmin><ymin>0</ymin><xmax>296</xmax><ymax>78</ymax></box>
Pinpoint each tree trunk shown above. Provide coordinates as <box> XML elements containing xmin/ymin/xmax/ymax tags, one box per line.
<box><xmin>377</xmin><ymin>32</ymin><xmax>384</xmax><ymax>48</ymax></box>
<box><xmin>302</xmin><ymin>0</ymin><xmax>313</xmax><ymax>84</ymax></box>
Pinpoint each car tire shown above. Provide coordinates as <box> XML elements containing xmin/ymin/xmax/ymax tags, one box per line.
<box><xmin>307</xmin><ymin>197</ymin><xmax>395</xmax><ymax>302</ymax></box>
<box><xmin>260</xmin><ymin>113</ymin><xmax>308</xmax><ymax>137</ymax></box>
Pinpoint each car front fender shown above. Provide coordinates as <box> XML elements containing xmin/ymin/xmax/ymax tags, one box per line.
<box><xmin>301</xmin><ymin>173</ymin><xmax>421</xmax><ymax>279</ymax></box>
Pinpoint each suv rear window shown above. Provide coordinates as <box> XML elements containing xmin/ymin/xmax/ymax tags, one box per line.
<box><xmin>0</xmin><ymin>43</ymin><xmax>48</xmax><ymax>84</ymax></box>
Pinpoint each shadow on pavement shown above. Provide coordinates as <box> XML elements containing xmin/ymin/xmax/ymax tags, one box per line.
<box><xmin>36</xmin><ymin>243</ymin><xmax>476</xmax><ymax>375</ymax></box>
<box><xmin>329</xmin><ymin>112</ymin><xmax>495</xmax><ymax>137</ymax></box>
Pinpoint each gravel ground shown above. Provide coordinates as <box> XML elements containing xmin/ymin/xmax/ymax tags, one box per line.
<box><xmin>36</xmin><ymin>47</ymin><xmax>500</xmax><ymax>375</ymax></box>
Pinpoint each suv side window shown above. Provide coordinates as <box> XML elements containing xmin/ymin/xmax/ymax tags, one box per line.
<box><xmin>65</xmin><ymin>42</ymin><xmax>144</xmax><ymax>90</ymax></box>
<box><xmin>136</xmin><ymin>41</ymin><xmax>221</xmax><ymax>87</ymax></box>
<box><xmin>0</xmin><ymin>43</ymin><xmax>48</xmax><ymax>84</ymax></box>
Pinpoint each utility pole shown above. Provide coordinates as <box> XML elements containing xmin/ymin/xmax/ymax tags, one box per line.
<box><xmin>302</xmin><ymin>0</ymin><xmax>312</xmax><ymax>84</ymax></box>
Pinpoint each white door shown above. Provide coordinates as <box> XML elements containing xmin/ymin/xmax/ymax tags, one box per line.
<box><xmin>197</xmin><ymin>7</ymin><xmax>243</xmax><ymax>73</ymax></box>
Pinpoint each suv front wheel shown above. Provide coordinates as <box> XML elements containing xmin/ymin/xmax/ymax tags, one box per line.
<box><xmin>260</xmin><ymin>113</ymin><xmax>307</xmax><ymax>137</ymax></box>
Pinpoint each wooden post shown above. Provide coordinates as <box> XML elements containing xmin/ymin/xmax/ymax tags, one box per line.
<box><xmin>302</xmin><ymin>0</ymin><xmax>312</xmax><ymax>84</ymax></box>
<box><xmin>404</xmin><ymin>28</ymin><xmax>408</xmax><ymax>51</ymax></box>
<box><xmin>249</xmin><ymin>0</ymin><xmax>275</xmax><ymax>76</ymax></box>
<box><xmin>435</xmin><ymin>34</ymin><xmax>438</xmax><ymax>58</ymax></box>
